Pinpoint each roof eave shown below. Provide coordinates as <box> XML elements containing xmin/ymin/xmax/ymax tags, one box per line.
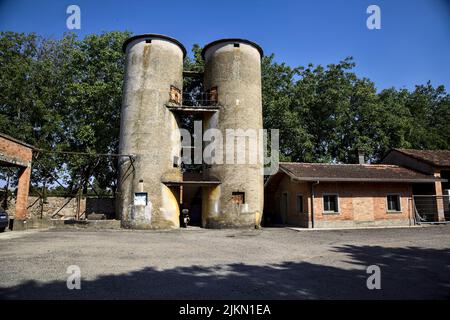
<box><xmin>290</xmin><ymin>177</ymin><xmax>445</xmax><ymax>183</ymax></box>
<box><xmin>0</xmin><ymin>132</ymin><xmax>34</xmax><ymax>149</ymax></box>
<box><xmin>391</xmin><ymin>149</ymin><xmax>450</xmax><ymax>167</ymax></box>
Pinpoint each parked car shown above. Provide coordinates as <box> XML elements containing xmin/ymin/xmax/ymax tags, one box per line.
<box><xmin>0</xmin><ymin>208</ymin><xmax>9</xmax><ymax>232</ymax></box>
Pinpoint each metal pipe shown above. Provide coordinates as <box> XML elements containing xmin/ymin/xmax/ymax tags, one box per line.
<box><xmin>310</xmin><ymin>181</ymin><xmax>319</xmax><ymax>229</ymax></box>
<box><xmin>180</xmin><ymin>185</ymin><xmax>183</xmax><ymax>205</ymax></box>
<box><xmin>33</xmin><ymin>148</ymin><xmax>135</xmax><ymax>158</ymax></box>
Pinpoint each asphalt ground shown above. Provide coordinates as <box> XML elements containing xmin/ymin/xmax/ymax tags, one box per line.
<box><xmin>1</xmin><ymin>226</ymin><xmax>449</xmax><ymax>299</ymax></box>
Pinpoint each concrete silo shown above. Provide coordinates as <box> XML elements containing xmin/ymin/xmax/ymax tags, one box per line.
<box><xmin>117</xmin><ymin>34</ymin><xmax>186</xmax><ymax>229</ymax></box>
<box><xmin>201</xmin><ymin>39</ymin><xmax>265</xmax><ymax>228</ymax></box>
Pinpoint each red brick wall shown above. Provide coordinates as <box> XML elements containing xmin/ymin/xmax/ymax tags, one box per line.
<box><xmin>0</xmin><ymin>136</ymin><xmax>33</xmax><ymax>220</ymax></box>
<box><xmin>313</xmin><ymin>182</ymin><xmax>412</xmax><ymax>222</ymax></box>
<box><xmin>266</xmin><ymin>175</ymin><xmax>310</xmax><ymax>226</ymax></box>
<box><xmin>0</xmin><ymin>137</ymin><xmax>32</xmax><ymax>162</ymax></box>
<box><xmin>265</xmin><ymin>174</ymin><xmax>414</xmax><ymax>227</ymax></box>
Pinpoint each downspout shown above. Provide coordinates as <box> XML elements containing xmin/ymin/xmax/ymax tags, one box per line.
<box><xmin>311</xmin><ymin>181</ymin><xmax>319</xmax><ymax>229</ymax></box>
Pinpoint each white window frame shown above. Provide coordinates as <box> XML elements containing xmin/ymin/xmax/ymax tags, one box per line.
<box><xmin>322</xmin><ymin>193</ymin><xmax>340</xmax><ymax>214</ymax></box>
<box><xmin>386</xmin><ymin>193</ymin><xmax>402</xmax><ymax>213</ymax></box>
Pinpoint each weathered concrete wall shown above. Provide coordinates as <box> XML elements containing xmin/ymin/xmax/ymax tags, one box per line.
<box><xmin>265</xmin><ymin>174</ymin><xmax>415</xmax><ymax>228</ymax></box>
<box><xmin>203</xmin><ymin>40</ymin><xmax>264</xmax><ymax>228</ymax></box>
<box><xmin>118</xmin><ymin>35</ymin><xmax>184</xmax><ymax>229</ymax></box>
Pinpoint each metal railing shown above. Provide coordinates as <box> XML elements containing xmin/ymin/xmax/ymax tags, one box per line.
<box><xmin>168</xmin><ymin>84</ymin><xmax>219</xmax><ymax>107</ymax></box>
<box><xmin>412</xmin><ymin>195</ymin><xmax>450</xmax><ymax>224</ymax></box>
<box><xmin>181</xmin><ymin>91</ymin><xmax>218</xmax><ymax>107</ymax></box>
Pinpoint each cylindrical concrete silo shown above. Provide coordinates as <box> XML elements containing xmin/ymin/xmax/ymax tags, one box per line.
<box><xmin>202</xmin><ymin>39</ymin><xmax>264</xmax><ymax>228</ymax></box>
<box><xmin>118</xmin><ymin>34</ymin><xmax>186</xmax><ymax>229</ymax></box>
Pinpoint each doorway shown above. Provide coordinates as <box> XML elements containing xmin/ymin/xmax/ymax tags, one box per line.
<box><xmin>281</xmin><ymin>192</ymin><xmax>288</xmax><ymax>224</ymax></box>
<box><xmin>180</xmin><ymin>185</ymin><xmax>203</xmax><ymax>226</ymax></box>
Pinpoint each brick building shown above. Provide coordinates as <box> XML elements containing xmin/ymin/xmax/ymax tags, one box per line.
<box><xmin>382</xmin><ymin>149</ymin><xmax>450</xmax><ymax>222</ymax></box>
<box><xmin>264</xmin><ymin>162</ymin><xmax>444</xmax><ymax>228</ymax></box>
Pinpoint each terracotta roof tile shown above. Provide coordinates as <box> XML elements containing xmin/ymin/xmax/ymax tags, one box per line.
<box><xmin>393</xmin><ymin>149</ymin><xmax>450</xmax><ymax>167</ymax></box>
<box><xmin>279</xmin><ymin>162</ymin><xmax>442</xmax><ymax>182</ymax></box>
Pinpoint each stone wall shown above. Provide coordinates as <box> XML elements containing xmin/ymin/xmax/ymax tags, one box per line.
<box><xmin>5</xmin><ymin>196</ymin><xmax>116</xmax><ymax>220</ymax></box>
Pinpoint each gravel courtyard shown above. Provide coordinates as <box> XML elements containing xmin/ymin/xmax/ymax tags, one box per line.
<box><xmin>1</xmin><ymin>226</ymin><xmax>449</xmax><ymax>299</ymax></box>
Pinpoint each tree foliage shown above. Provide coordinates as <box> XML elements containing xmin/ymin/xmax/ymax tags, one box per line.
<box><xmin>0</xmin><ymin>31</ymin><xmax>449</xmax><ymax>193</ymax></box>
<box><xmin>262</xmin><ymin>54</ymin><xmax>450</xmax><ymax>163</ymax></box>
<box><xmin>0</xmin><ymin>31</ymin><xmax>130</xmax><ymax>194</ymax></box>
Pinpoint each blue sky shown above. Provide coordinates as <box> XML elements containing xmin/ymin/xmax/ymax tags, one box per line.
<box><xmin>0</xmin><ymin>0</ymin><xmax>449</xmax><ymax>91</ymax></box>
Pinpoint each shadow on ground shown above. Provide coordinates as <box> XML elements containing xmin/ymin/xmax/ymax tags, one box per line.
<box><xmin>1</xmin><ymin>245</ymin><xmax>449</xmax><ymax>299</ymax></box>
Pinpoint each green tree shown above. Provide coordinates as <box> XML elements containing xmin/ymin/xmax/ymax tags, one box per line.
<box><xmin>405</xmin><ymin>82</ymin><xmax>450</xmax><ymax>149</ymax></box>
<box><xmin>63</xmin><ymin>31</ymin><xmax>131</xmax><ymax>194</ymax></box>
<box><xmin>0</xmin><ymin>31</ymin><xmax>131</xmax><ymax>194</ymax></box>
<box><xmin>1</xmin><ymin>31</ymin><xmax>449</xmax><ymax>194</ymax></box>
<box><xmin>262</xmin><ymin>54</ymin><xmax>314</xmax><ymax>162</ymax></box>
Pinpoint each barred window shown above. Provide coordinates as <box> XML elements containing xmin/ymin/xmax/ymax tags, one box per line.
<box><xmin>323</xmin><ymin>194</ymin><xmax>339</xmax><ymax>213</ymax></box>
<box><xmin>232</xmin><ymin>192</ymin><xmax>245</xmax><ymax>205</ymax></box>
<box><xmin>387</xmin><ymin>194</ymin><xmax>401</xmax><ymax>212</ymax></box>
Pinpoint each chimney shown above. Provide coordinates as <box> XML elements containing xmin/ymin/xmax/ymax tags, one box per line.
<box><xmin>358</xmin><ymin>150</ymin><xmax>365</xmax><ymax>164</ymax></box>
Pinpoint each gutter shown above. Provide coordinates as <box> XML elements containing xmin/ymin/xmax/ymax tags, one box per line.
<box><xmin>279</xmin><ymin>166</ymin><xmax>445</xmax><ymax>183</ymax></box>
<box><xmin>290</xmin><ymin>177</ymin><xmax>446</xmax><ymax>183</ymax></box>
<box><xmin>310</xmin><ymin>181</ymin><xmax>319</xmax><ymax>229</ymax></box>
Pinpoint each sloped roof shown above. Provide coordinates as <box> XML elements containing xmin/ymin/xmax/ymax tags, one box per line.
<box><xmin>279</xmin><ymin>162</ymin><xmax>444</xmax><ymax>183</ymax></box>
<box><xmin>391</xmin><ymin>149</ymin><xmax>450</xmax><ymax>167</ymax></box>
<box><xmin>0</xmin><ymin>132</ymin><xmax>34</xmax><ymax>149</ymax></box>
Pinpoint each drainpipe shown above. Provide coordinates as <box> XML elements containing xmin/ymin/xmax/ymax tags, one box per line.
<box><xmin>310</xmin><ymin>181</ymin><xmax>320</xmax><ymax>229</ymax></box>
